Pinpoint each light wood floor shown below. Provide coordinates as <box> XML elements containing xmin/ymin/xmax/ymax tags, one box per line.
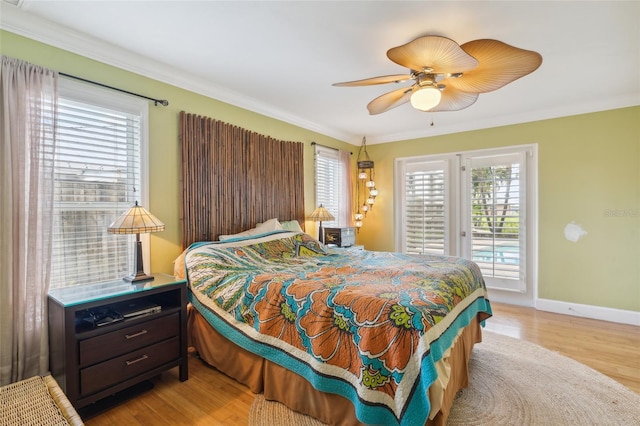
<box><xmin>84</xmin><ymin>302</ymin><xmax>639</xmax><ymax>425</ymax></box>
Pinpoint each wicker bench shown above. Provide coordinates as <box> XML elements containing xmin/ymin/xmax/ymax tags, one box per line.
<box><xmin>0</xmin><ymin>375</ymin><xmax>83</xmax><ymax>426</ymax></box>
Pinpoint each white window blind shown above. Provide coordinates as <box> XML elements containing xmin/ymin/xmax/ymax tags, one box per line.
<box><xmin>402</xmin><ymin>161</ymin><xmax>448</xmax><ymax>255</ymax></box>
<box><xmin>50</xmin><ymin>80</ymin><xmax>147</xmax><ymax>288</ymax></box>
<box><xmin>467</xmin><ymin>153</ymin><xmax>525</xmax><ymax>287</ymax></box>
<box><xmin>315</xmin><ymin>145</ymin><xmax>343</xmax><ymax>227</ymax></box>
<box><xmin>397</xmin><ymin>146</ymin><xmax>535</xmax><ymax>303</ymax></box>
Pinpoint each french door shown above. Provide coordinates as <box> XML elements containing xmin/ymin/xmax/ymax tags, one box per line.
<box><xmin>396</xmin><ymin>146</ymin><xmax>536</xmax><ymax>297</ymax></box>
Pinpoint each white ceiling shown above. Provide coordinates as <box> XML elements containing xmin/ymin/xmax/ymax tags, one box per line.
<box><xmin>2</xmin><ymin>1</ymin><xmax>639</xmax><ymax>145</ymax></box>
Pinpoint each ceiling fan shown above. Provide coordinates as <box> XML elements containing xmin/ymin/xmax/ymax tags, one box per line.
<box><xmin>333</xmin><ymin>35</ymin><xmax>542</xmax><ymax>115</ymax></box>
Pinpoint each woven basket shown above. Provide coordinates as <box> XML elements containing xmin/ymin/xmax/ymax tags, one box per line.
<box><xmin>0</xmin><ymin>375</ymin><xmax>83</xmax><ymax>426</ymax></box>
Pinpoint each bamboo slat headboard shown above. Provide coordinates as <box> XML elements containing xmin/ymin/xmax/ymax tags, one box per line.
<box><xmin>179</xmin><ymin>112</ymin><xmax>305</xmax><ymax>248</ymax></box>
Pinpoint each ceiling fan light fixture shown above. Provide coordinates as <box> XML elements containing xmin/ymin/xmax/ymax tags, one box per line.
<box><xmin>410</xmin><ymin>86</ymin><xmax>442</xmax><ymax>111</ymax></box>
<box><xmin>334</xmin><ymin>35</ymin><xmax>541</xmax><ymax>115</ymax></box>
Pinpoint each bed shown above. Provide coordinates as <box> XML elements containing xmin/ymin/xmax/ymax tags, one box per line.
<box><xmin>177</xmin><ymin>114</ymin><xmax>491</xmax><ymax>425</ymax></box>
<box><xmin>179</xmin><ymin>225</ymin><xmax>491</xmax><ymax>426</ymax></box>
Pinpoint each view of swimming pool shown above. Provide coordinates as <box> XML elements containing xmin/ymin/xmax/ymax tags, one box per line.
<box><xmin>473</xmin><ymin>243</ymin><xmax>520</xmax><ymax>265</ymax></box>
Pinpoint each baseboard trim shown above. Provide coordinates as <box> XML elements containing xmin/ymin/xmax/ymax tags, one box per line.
<box><xmin>536</xmin><ymin>298</ymin><xmax>640</xmax><ymax>326</ymax></box>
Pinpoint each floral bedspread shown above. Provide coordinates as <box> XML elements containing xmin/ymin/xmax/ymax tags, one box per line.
<box><xmin>185</xmin><ymin>231</ymin><xmax>492</xmax><ymax>426</ymax></box>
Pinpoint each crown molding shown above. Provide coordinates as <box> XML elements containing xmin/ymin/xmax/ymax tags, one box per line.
<box><xmin>372</xmin><ymin>94</ymin><xmax>639</xmax><ymax>145</ymax></box>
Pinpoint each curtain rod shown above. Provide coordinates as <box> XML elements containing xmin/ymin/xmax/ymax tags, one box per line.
<box><xmin>311</xmin><ymin>141</ymin><xmax>352</xmax><ymax>155</ymax></box>
<box><xmin>59</xmin><ymin>72</ymin><xmax>169</xmax><ymax>106</ymax></box>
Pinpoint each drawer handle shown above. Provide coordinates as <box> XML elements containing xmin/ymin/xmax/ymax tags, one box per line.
<box><xmin>125</xmin><ymin>329</ymin><xmax>148</xmax><ymax>339</ymax></box>
<box><xmin>125</xmin><ymin>354</ymin><xmax>149</xmax><ymax>366</ymax></box>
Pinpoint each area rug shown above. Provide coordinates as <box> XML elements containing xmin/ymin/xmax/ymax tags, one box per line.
<box><xmin>249</xmin><ymin>331</ymin><xmax>640</xmax><ymax>425</ymax></box>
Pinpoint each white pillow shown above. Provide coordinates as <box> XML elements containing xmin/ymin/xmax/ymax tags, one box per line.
<box><xmin>219</xmin><ymin>218</ymin><xmax>282</xmax><ymax>241</ymax></box>
<box><xmin>280</xmin><ymin>220</ymin><xmax>304</xmax><ymax>233</ymax></box>
<box><xmin>255</xmin><ymin>218</ymin><xmax>283</xmax><ymax>233</ymax></box>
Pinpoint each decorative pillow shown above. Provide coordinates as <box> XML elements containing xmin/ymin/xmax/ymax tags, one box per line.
<box><xmin>173</xmin><ymin>250</ymin><xmax>187</xmax><ymax>280</ymax></box>
<box><xmin>219</xmin><ymin>218</ymin><xmax>282</xmax><ymax>241</ymax></box>
<box><xmin>280</xmin><ymin>220</ymin><xmax>304</xmax><ymax>233</ymax></box>
<box><xmin>292</xmin><ymin>232</ymin><xmax>327</xmax><ymax>256</ymax></box>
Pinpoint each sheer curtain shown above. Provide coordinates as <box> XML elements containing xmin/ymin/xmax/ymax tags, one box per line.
<box><xmin>0</xmin><ymin>56</ymin><xmax>58</xmax><ymax>385</ymax></box>
<box><xmin>339</xmin><ymin>148</ymin><xmax>354</xmax><ymax>226</ymax></box>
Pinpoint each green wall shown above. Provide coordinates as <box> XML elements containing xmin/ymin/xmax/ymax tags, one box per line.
<box><xmin>3</xmin><ymin>30</ymin><xmax>638</xmax><ymax>312</ymax></box>
<box><xmin>360</xmin><ymin>108</ymin><xmax>640</xmax><ymax>312</ymax></box>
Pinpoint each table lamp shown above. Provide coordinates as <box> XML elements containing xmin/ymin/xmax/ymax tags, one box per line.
<box><xmin>108</xmin><ymin>201</ymin><xmax>165</xmax><ymax>282</ymax></box>
<box><xmin>309</xmin><ymin>204</ymin><xmax>335</xmax><ymax>244</ymax></box>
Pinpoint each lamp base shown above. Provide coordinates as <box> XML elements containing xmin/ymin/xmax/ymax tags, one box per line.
<box><xmin>124</xmin><ymin>238</ymin><xmax>154</xmax><ymax>283</ymax></box>
<box><xmin>123</xmin><ymin>273</ymin><xmax>155</xmax><ymax>283</ymax></box>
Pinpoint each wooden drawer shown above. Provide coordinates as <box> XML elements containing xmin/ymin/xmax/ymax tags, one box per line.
<box><xmin>79</xmin><ymin>313</ymin><xmax>179</xmax><ymax>367</ymax></box>
<box><xmin>80</xmin><ymin>337</ymin><xmax>179</xmax><ymax>396</ymax></box>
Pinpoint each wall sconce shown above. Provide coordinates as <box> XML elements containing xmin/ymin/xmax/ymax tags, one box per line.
<box><xmin>354</xmin><ymin>136</ymin><xmax>378</xmax><ymax>231</ymax></box>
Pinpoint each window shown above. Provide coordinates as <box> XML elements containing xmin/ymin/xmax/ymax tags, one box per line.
<box><xmin>401</xmin><ymin>159</ymin><xmax>450</xmax><ymax>255</ymax></box>
<box><xmin>50</xmin><ymin>79</ymin><xmax>148</xmax><ymax>288</ymax></box>
<box><xmin>396</xmin><ymin>146</ymin><xmax>536</xmax><ymax>302</ymax></box>
<box><xmin>314</xmin><ymin>144</ymin><xmax>349</xmax><ymax>227</ymax></box>
<box><xmin>462</xmin><ymin>152</ymin><xmax>527</xmax><ymax>291</ymax></box>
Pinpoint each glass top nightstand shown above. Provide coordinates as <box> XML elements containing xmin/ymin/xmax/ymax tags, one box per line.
<box><xmin>48</xmin><ymin>273</ymin><xmax>186</xmax><ymax>307</ymax></box>
<box><xmin>47</xmin><ymin>272</ymin><xmax>188</xmax><ymax>412</ymax></box>
<box><xmin>327</xmin><ymin>245</ymin><xmax>364</xmax><ymax>251</ymax></box>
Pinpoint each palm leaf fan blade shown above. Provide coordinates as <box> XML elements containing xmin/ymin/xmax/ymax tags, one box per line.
<box><xmin>367</xmin><ymin>86</ymin><xmax>414</xmax><ymax>115</ymax></box>
<box><xmin>387</xmin><ymin>35</ymin><xmax>478</xmax><ymax>73</ymax></box>
<box><xmin>333</xmin><ymin>74</ymin><xmax>412</xmax><ymax>87</ymax></box>
<box><xmin>449</xmin><ymin>39</ymin><xmax>543</xmax><ymax>93</ymax></box>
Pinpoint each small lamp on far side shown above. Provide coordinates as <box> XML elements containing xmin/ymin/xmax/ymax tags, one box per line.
<box><xmin>108</xmin><ymin>201</ymin><xmax>165</xmax><ymax>282</ymax></box>
<box><xmin>309</xmin><ymin>204</ymin><xmax>335</xmax><ymax>244</ymax></box>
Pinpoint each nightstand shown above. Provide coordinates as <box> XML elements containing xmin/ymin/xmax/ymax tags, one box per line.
<box><xmin>327</xmin><ymin>244</ymin><xmax>364</xmax><ymax>251</ymax></box>
<box><xmin>323</xmin><ymin>227</ymin><xmax>355</xmax><ymax>247</ymax></box>
<box><xmin>47</xmin><ymin>273</ymin><xmax>188</xmax><ymax>414</ymax></box>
